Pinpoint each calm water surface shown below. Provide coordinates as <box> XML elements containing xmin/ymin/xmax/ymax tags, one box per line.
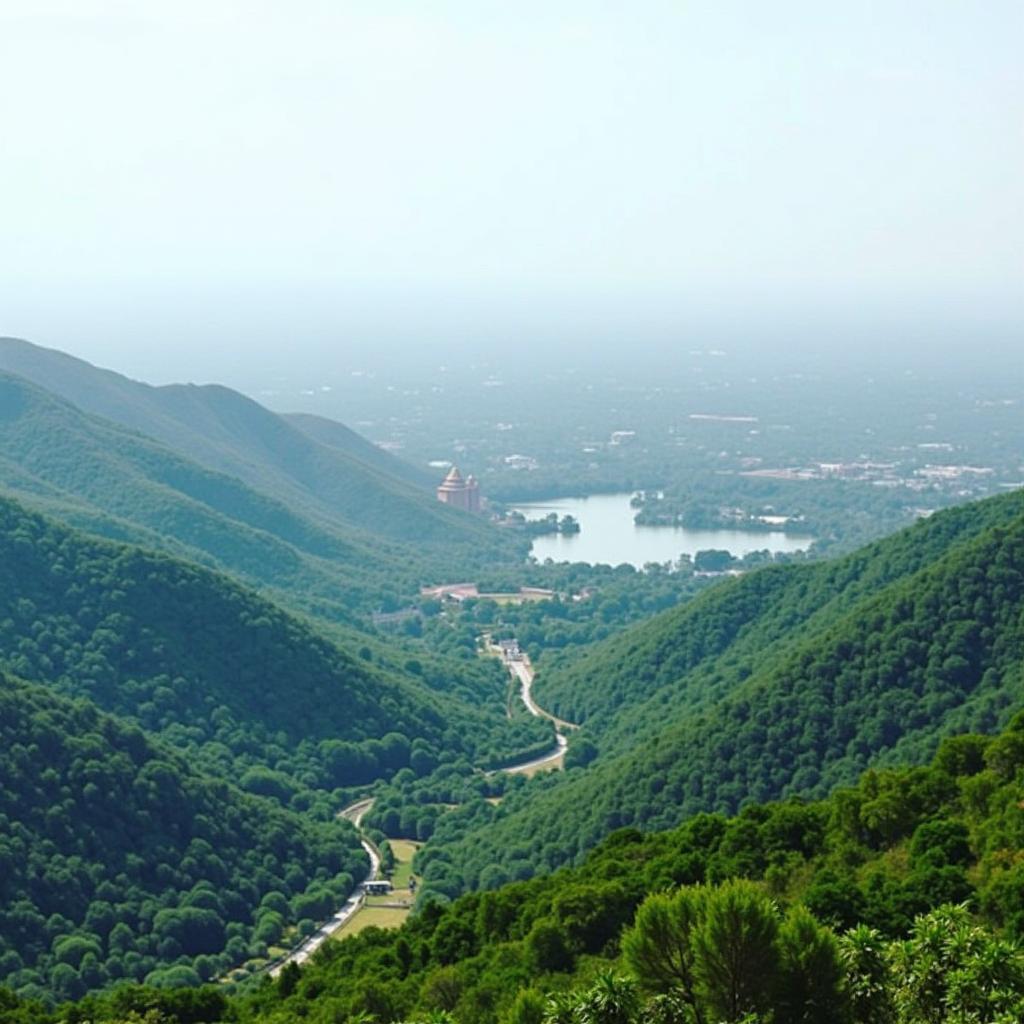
<box><xmin>509</xmin><ymin>493</ymin><xmax>812</xmax><ymax>568</ymax></box>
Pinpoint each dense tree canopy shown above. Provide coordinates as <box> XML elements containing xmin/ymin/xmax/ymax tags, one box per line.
<box><xmin>413</xmin><ymin>493</ymin><xmax>1024</xmax><ymax>893</ymax></box>
<box><xmin>0</xmin><ymin>494</ymin><xmax>549</xmax><ymax>800</ymax></box>
<box><xmin>6</xmin><ymin>712</ymin><xmax>1019</xmax><ymax>1021</ymax></box>
<box><xmin>0</xmin><ymin>672</ymin><xmax>367</xmax><ymax>1002</ymax></box>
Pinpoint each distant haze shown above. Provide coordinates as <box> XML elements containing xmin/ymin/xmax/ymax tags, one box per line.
<box><xmin>1</xmin><ymin>1</ymin><xmax>1020</xmax><ymax>385</ymax></box>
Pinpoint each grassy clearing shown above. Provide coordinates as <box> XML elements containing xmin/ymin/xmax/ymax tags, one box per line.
<box><xmin>389</xmin><ymin>839</ymin><xmax>420</xmax><ymax>889</ymax></box>
<box><xmin>335</xmin><ymin>906</ymin><xmax>409</xmax><ymax>938</ymax></box>
<box><xmin>366</xmin><ymin>895</ymin><xmax>412</xmax><ymax>908</ymax></box>
<box><xmin>333</xmin><ymin>836</ymin><xmax>420</xmax><ymax>939</ymax></box>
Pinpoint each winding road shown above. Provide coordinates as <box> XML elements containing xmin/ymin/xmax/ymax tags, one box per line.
<box><xmin>492</xmin><ymin>641</ymin><xmax>578</xmax><ymax>774</ymax></box>
<box><xmin>270</xmin><ymin>640</ymin><xmax>578</xmax><ymax>971</ymax></box>
<box><xmin>269</xmin><ymin>798</ymin><xmax>379</xmax><ymax>975</ymax></box>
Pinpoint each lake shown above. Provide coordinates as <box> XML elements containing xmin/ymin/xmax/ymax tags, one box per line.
<box><xmin>508</xmin><ymin>492</ymin><xmax>812</xmax><ymax>568</ymax></box>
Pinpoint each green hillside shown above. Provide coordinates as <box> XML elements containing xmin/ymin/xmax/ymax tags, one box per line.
<box><xmin>0</xmin><ymin>672</ymin><xmax>367</xmax><ymax>1003</ymax></box>
<box><xmin>408</xmin><ymin>491</ymin><xmax>1024</xmax><ymax>894</ymax></box>
<box><xmin>536</xmin><ymin>487</ymin><xmax>1024</xmax><ymax>747</ymax></box>
<box><xmin>0</xmin><ymin>371</ymin><xmax>388</xmax><ymax>610</ymax></box>
<box><xmin>0</xmin><ymin>337</ymin><xmax>510</xmax><ymax>553</ymax></box>
<box><xmin>12</xmin><ymin>714</ymin><xmax>1024</xmax><ymax>1023</ymax></box>
<box><xmin>0</xmin><ymin>495</ymin><xmax>549</xmax><ymax>796</ymax></box>
<box><xmin>0</xmin><ymin>369</ymin><xmax>508</xmax><ymax>626</ymax></box>
<box><xmin>283</xmin><ymin>411</ymin><xmax>436</xmax><ymax>490</ymax></box>
<box><xmin>0</xmin><ymin>371</ymin><xmax>552</xmax><ymax>758</ymax></box>
<box><xmin>240</xmin><ymin>715</ymin><xmax>1024</xmax><ymax>1024</ymax></box>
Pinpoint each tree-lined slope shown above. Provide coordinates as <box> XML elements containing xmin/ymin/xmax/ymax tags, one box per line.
<box><xmin>0</xmin><ymin>371</ymin><xmax>548</xmax><ymax>758</ymax></box>
<box><xmin>0</xmin><ymin>495</ymin><xmax>548</xmax><ymax>794</ymax></box>
<box><xmin>28</xmin><ymin>712</ymin><xmax>1024</xmax><ymax>1024</ymax></box>
<box><xmin>0</xmin><ymin>369</ymin><xmax>506</xmax><ymax>623</ymax></box>
<box><xmin>414</xmin><ymin>492</ymin><xmax>1024</xmax><ymax>894</ymax></box>
<box><xmin>0</xmin><ymin>372</ymin><xmax>382</xmax><ymax>606</ymax></box>
<box><xmin>250</xmin><ymin>715</ymin><xmax>1024</xmax><ymax>1024</ymax></box>
<box><xmin>0</xmin><ymin>337</ymin><xmax>507</xmax><ymax>552</ymax></box>
<box><xmin>0</xmin><ymin>672</ymin><xmax>367</xmax><ymax>1003</ymax></box>
<box><xmin>537</xmin><ymin>487</ymin><xmax>1024</xmax><ymax>747</ymax></box>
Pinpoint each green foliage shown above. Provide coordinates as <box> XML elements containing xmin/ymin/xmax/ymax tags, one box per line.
<box><xmin>837</xmin><ymin>925</ymin><xmax>893</xmax><ymax>1024</ymax></box>
<box><xmin>418</xmin><ymin>491</ymin><xmax>1024</xmax><ymax>890</ymax></box>
<box><xmin>622</xmin><ymin>881</ymin><xmax>834</xmax><ymax>1024</ymax></box>
<box><xmin>503</xmin><ymin>988</ymin><xmax>546</xmax><ymax>1024</ymax></box>
<box><xmin>5</xmin><ymin>711</ymin><xmax>1024</xmax><ymax>1022</ymax></box>
<box><xmin>691</xmin><ymin>881</ymin><xmax>781</xmax><ymax>1022</ymax></box>
<box><xmin>886</xmin><ymin>905</ymin><xmax>1024</xmax><ymax>1023</ymax></box>
<box><xmin>621</xmin><ymin>889</ymin><xmax>703</xmax><ymax>1003</ymax></box>
<box><xmin>775</xmin><ymin>905</ymin><xmax>845</xmax><ymax>1024</ymax></box>
<box><xmin>525</xmin><ymin>921</ymin><xmax>574</xmax><ymax>975</ymax></box>
<box><xmin>0</xmin><ymin>672</ymin><xmax>366</xmax><ymax>1001</ymax></box>
<box><xmin>0</xmin><ymin>493</ymin><xmax>550</xmax><ymax>802</ymax></box>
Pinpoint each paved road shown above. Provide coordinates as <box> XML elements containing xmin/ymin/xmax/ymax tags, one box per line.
<box><xmin>270</xmin><ymin>798</ymin><xmax>379</xmax><ymax>975</ymax></box>
<box><xmin>503</xmin><ymin>730</ymin><xmax>569</xmax><ymax>774</ymax></box>
<box><xmin>271</xmin><ymin>643</ymin><xmax>581</xmax><ymax>971</ymax></box>
<box><xmin>496</xmin><ymin>646</ymin><xmax>578</xmax><ymax>773</ymax></box>
<box><xmin>507</xmin><ymin>657</ymin><xmax>576</xmax><ymax>731</ymax></box>
<box><xmin>340</xmin><ymin>797</ymin><xmax>375</xmax><ymax>827</ymax></box>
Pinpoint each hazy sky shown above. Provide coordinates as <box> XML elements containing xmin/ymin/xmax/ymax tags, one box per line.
<box><xmin>1</xmin><ymin>1</ymin><xmax>1021</xmax><ymax>382</ymax></box>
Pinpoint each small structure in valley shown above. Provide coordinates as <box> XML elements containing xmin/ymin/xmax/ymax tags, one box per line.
<box><xmin>420</xmin><ymin>583</ymin><xmax>556</xmax><ymax>605</ymax></box>
<box><xmin>498</xmin><ymin>638</ymin><xmax>523</xmax><ymax>661</ymax></box>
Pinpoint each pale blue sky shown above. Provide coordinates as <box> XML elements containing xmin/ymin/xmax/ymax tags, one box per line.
<box><xmin>0</xmin><ymin>1</ymin><xmax>1020</xmax><ymax>380</ymax></box>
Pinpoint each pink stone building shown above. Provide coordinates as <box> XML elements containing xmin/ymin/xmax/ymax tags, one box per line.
<box><xmin>436</xmin><ymin>466</ymin><xmax>481</xmax><ymax>512</ymax></box>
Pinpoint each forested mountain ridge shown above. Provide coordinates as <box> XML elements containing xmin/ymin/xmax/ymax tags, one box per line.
<box><xmin>0</xmin><ymin>369</ymin><xmax>550</xmax><ymax>758</ymax></box>
<box><xmin>0</xmin><ymin>337</ymin><xmax>504</xmax><ymax>552</ymax></box>
<box><xmin>282</xmin><ymin>411</ymin><xmax>435</xmax><ymax>490</ymax></box>
<box><xmin>410</xmin><ymin>491</ymin><xmax>1024</xmax><ymax>896</ymax></box>
<box><xmin>0</xmin><ymin>371</ymin><xmax>461</xmax><ymax>619</ymax></box>
<box><xmin>0</xmin><ymin>671</ymin><xmax>367</xmax><ymax>1003</ymax></box>
<box><xmin>14</xmin><ymin>713</ymin><xmax>1024</xmax><ymax>1023</ymax></box>
<box><xmin>536</xmin><ymin>486</ymin><xmax>1024</xmax><ymax>743</ymax></box>
<box><xmin>0</xmin><ymin>495</ymin><xmax>549</xmax><ymax>797</ymax></box>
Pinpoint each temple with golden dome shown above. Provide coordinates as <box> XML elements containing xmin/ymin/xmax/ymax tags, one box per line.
<box><xmin>436</xmin><ymin>465</ymin><xmax>481</xmax><ymax>513</ymax></box>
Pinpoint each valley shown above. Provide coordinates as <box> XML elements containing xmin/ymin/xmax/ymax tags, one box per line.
<box><xmin>1</xmin><ymin>338</ymin><xmax>1023</xmax><ymax>1023</ymax></box>
<box><xmin>489</xmin><ymin>637</ymin><xmax>575</xmax><ymax>775</ymax></box>
<box><xmin>276</xmin><ymin>651</ymin><xmax>576</xmax><ymax>960</ymax></box>
<box><xmin>3</xmin><ymin>5</ymin><xmax>1020</xmax><ymax>1020</ymax></box>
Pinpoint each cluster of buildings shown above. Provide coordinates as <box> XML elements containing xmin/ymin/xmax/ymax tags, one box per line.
<box><xmin>419</xmin><ymin>583</ymin><xmax>555</xmax><ymax>604</ymax></box>
<box><xmin>740</xmin><ymin>458</ymin><xmax>997</xmax><ymax>494</ymax></box>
